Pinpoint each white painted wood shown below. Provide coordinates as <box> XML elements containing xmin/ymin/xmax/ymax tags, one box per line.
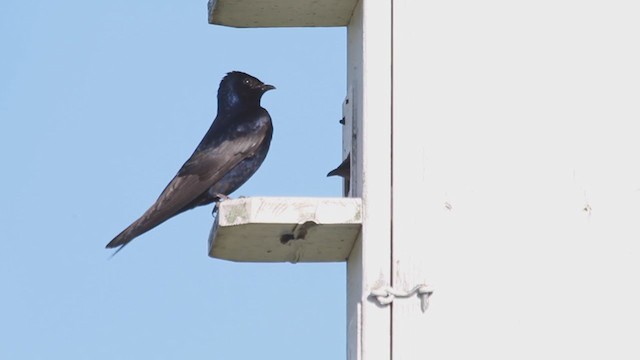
<box><xmin>339</xmin><ymin>93</ymin><xmax>353</xmax><ymax>197</ymax></box>
<box><xmin>208</xmin><ymin>0</ymin><xmax>358</xmax><ymax>27</ymax></box>
<box><xmin>346</xmin><ymin>1</ymin><xmax>393</xmax><ymax>359</ymax></box>
<box><xmin>208</xmin><ymin>197</ymin><xmax>362</xmax><ymax>262</ymax></box>
<box><xmin>392</xmin><ymin>1</ymin><xmax>640</xmax><ymax>358</ymax></box>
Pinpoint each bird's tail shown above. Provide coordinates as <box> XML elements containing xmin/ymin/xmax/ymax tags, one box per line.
<box><xmin>106</xmin><ymin>223</ymin><xmax>142</xmax><ymax>256</ymax></box>
<box><xmin>106</xmin><ymin>175</ymin><xmax>211</xmax><ymax>255</ymax></box>
<box><xmin>105</xmin><ymin>205</ymin><xmax>173</xmax><ymax>255</ymax></box>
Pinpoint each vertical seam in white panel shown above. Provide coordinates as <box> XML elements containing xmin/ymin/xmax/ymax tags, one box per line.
<box><xmin>389</xmin><ymin>0</ymin><xmax>395</xmax><ymax>358</ymax></box>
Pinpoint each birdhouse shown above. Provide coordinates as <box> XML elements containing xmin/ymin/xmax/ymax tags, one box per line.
<box><xmin>207</xmin><ymin>2</ymin><xmax>393</xmax><ymax>358</ymax></box>
<box><xmin>206</xmin><ymin>0</ymin><xmax>369</xmax><ymax>266</ymax></box>
<box><xmin>208</xmin><ymin>0</ymin><xmax>640</xmax><ymax>359</ymax></box>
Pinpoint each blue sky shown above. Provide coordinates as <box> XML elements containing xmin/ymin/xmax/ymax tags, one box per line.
<box><xmin>0</xmin><ymin>1</ymin><xmax>347</xmax><ymax>358</ymax></box>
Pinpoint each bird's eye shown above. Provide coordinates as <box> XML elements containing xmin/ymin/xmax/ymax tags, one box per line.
<box><xmin>243</xmin><ymin>79</ymin><xmax>251</xmax><ymax>85</ymax></box>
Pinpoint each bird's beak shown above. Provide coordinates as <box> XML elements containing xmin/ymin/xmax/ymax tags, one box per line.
<box><xmin>261</xmin><ymin>84</ymin><xmax>276</xmax><ymax>92</ymax></box>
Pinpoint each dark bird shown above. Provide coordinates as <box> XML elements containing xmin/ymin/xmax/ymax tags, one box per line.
<box><xmin>106</xmin><ymin>71</ymin><xmax>275</xmax><ymax>254</ymax></box>
<box><xmin>327</xmin><ymin>154</ymin><xmax>350</xmax><ymax>180</ymax></box>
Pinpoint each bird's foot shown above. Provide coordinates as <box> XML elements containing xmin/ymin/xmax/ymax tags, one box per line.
<box><xmin>211</xmin><ymin>193</ymin><xmax>230</xmax><ymax>217</ymax></box>
<box><xmin>213</xmin><ymin>193</ymin><xmax>231</xmax><ymax>202</ymax></box>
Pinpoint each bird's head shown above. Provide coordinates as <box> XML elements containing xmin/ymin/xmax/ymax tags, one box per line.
<box><xmin>218</xmin><ymin>71</ymin><xmax>275</xmax><ymax>109</ymax></box>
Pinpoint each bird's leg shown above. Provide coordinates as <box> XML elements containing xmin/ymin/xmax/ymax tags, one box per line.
<box><xmin>212</xmin><ymin>203</ymin><xmax>219</xmax><ymax>217</ymax></box>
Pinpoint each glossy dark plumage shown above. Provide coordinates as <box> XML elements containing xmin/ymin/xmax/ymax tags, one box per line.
<box><xmin>106</xmin><ymin>71</ymin><xmax>275</xmax><ymax>253</ymax></box>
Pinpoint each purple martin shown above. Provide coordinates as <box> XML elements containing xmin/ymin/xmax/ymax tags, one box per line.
<box><xmin>106</xmin><ymin>71</ymin><xmax>275</xmax><ymax>253</ymax></box>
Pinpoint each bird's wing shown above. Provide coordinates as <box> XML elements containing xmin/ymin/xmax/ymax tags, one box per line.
<box><xmin>106</xmin><ymin>120</ymin><xmax>271</xmax><ymax>249</ymax></box>
<box><xmin>156</xmin><ymin>126</ymin><xmax>269</xmax><ymax>213</ymax></box>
